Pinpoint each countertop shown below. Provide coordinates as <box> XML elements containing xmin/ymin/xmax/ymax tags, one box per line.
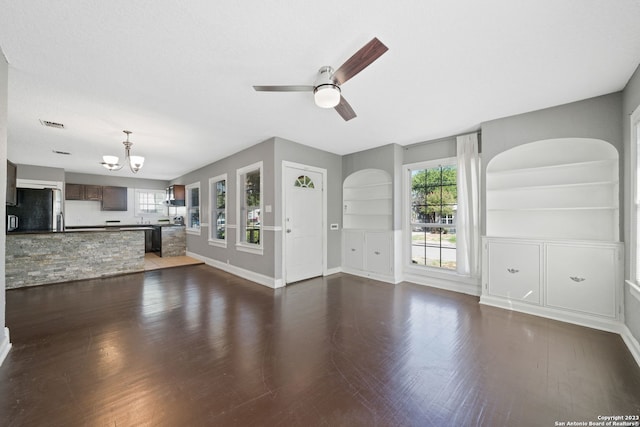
<box><xmin>7</xmin><ymin>224</ymin><xmax>185</xmax><ymax>235</ymax></box>
<box><xmin>8</xmin><ymin>227</ymin><xmax>152</xmax><ymax>235</ymax></box>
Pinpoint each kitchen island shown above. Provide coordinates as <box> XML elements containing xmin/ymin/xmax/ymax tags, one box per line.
<box><xmin>6</xmin><ymin>228</ymin><xmax>147</xmax><ymax>289</ymax></box>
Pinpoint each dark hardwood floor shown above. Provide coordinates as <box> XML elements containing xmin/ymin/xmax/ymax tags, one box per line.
<box><xmin>1</xmin><ymin>265</ymin><xmax>639</xmax><ymax>426</ymax></box>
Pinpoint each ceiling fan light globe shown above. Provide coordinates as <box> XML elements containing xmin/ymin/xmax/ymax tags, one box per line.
<box><xmin>314</xmin><ymin>84</ymin><xmax>341</xmax><ymax>108</ymax></box>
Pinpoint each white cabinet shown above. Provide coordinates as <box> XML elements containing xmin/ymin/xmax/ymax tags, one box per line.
<box><xmin>342</xmin><ymin>169</ymin><xmax>394</xmax><ymax>280</ymax></box>
<box><xmin>365</xmin><ymin>232</ymin><xmax>392</xmax><ymax>276</ymax></box>
<box><xmin>483</xmin><ymin>138</ymin><xmax>623</xmax><ymax>332</ymax></box>
<box><xmin>481</xmin><ymin>237</ymin><xmax>623</xmax><ymax>330</ymax></box>
<box><xmin>343</xmin><ymin>230</ymin><xmax>364</xmax><ymax>271</ymax></box>
<box><xmin>342</xmin><ymin>230</ymin><xmax>393</xmax><ymax>278</ymax></box>
<box><xmin>546</xmin><ymin>243</ymin><xmax>618</xmax><ymax>318</ymax></box>
<box><xmin>487</xmin><ymin>241</ymin><xmax>541</xmax><ymax>304</ymax></box>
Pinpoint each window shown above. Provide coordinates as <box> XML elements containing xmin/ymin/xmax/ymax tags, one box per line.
<box><xmin>408</xmin><ymin>159</ymin><xmax>457</xmax><ymax>270</ymax></box>
<box><xmin>134</xmin><ymin>189</ymin><xmax>167</xmax><ymax>218</ymax></box>
<box><xmin>209</xmin><ymin>174</ymin><xmax>227</xmax><ymax>247</ymax></box>
<box><xmin>186</xmin><ymin>183</ymin><xmax>200</xmax><ymax>234</ymax></box>
<box><xmin>236</xmin><ymin>162</ymin><xmax>262</xmax><ymax>254</ymax></box>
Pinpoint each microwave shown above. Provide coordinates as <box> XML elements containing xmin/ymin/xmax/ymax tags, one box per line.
<box><xmin>7</xmin><ymin>214</ymin><xmax>18</xmax><ymax>231</ymax></box>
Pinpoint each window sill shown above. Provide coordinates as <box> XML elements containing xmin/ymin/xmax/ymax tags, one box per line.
<box><xmin>627</xmin><ymin>280</ymin><xmax>640</xmax><ymax>303</ymax></box>
<box><xmin>209</xmin><ymin>239</ymin><xmax>227</xmax><ymax>248</ymax></box>
<box><xmin>236</xmin><ymin>243</ymin><xmax>263</xmax><ymax>255</ymax></box>
<box><xmin>186</xmin><ymin>228</ymin><xmax>201</xmax><ymax>236</ymax></box>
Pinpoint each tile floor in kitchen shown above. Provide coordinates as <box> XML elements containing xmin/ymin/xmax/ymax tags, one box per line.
<box><xmin>143</xmin><ymin>253</ymin><xmax>204</xmax><ymax>271</ymax></box>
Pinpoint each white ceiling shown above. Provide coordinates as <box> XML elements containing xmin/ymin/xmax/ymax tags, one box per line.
<box><xmin>0</xmin><ymin>1</ymin><xmax>639</xmax><ymax>180</ymax></box>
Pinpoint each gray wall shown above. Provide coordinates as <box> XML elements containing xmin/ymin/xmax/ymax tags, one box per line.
<box><xmin>623</xmin><ymin>63</ymin><xmax>640</xmax><ymax>343</ymax></box>
<box><xmin>0</xmin><ymin>49</ymin><xmax>8</xmax><ymax>360</ymax></box>
<box><xmin>17</xmin><ymin>164</ymin><xmax>65</xmax><ymax>182</ymax></box>
<box><xmin>403</xmin><ymin>136</ymin><xmax>457</xmax><ymax>164</ymax></box>
<box><xmin>480</xmin><ymin>92</ymin><xmax>623</xmax><ymax>236</ymax></box>
<box><xmin>173</xmin><ymin>138</ymin><xmax>277</xmax><ymax>278</ymax></box>
<box><xmin>65</xmin><ymin>172</ymin><xmax>168</xmax><ymax>190</ymax></box>
<box><xmin>342</xmin><ymin>143</ymin><xmax>403</xmax><ymax>230</ymax></box>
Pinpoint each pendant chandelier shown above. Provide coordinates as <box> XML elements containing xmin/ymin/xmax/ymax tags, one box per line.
<box><xmin>101</xmin><ymin>130</ymin><xmax>145</xmax><ymax>173</ymax></box>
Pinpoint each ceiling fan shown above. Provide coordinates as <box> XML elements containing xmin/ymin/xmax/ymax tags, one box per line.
<box><xmin>253</xmin><ymin>37</ymin><xmax>388</xmax><ymax>121</ymax></box>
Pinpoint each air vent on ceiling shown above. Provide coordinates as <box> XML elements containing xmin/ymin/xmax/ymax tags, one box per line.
<box><xmin>52</xmin><ymin>149</ymin><xmax>71</xmax><ymax>155</ymax></box>
<box><xmin>39</xmin><ymin>119</ymin><xmax>65</xmax><ymax>129</ymax></box>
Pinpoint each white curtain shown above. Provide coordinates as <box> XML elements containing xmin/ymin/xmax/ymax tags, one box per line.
<box><xmin>456</xmin><ymin>133</ymin><xmax>480</xmax><ymax>277</ymax></box>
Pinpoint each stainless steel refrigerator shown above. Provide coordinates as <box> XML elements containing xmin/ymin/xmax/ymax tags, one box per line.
<box><xmin>7</xmin><ymin>188</ymin><xmax>63</xmax><ymax>231</ymax></box>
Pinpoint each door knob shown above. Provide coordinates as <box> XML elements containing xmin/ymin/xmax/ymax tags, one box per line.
<box><xmin>286</xmin><ymin>229</ymin><xmax>292</xmax><ymax>233</ymax></box>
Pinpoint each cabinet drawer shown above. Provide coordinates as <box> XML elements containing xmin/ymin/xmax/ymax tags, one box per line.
<box><xmin>487</xmin><ymin>242</ymin><xmax>541</xmax><ymax>304</ymax></box>
<box><xmin>546</xmin><ymin>245</ymin><xmax>616</xmax><ymax>317</ymax></box>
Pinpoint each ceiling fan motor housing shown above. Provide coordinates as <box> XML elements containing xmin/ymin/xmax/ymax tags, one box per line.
<box><xmin>313</xmin><ymin>66</ymin><xmax>341</xmax><ymax>108</ymax></box>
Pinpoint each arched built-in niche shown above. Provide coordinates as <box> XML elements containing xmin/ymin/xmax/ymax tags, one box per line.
<box><xmin>343</xmin><ymin>169</ymin><xmax>392</xmax><ymax>230</ymax></box>
<box><xmin>486</xmin><ymin>138</ymin><xmax>619</xmax><ymax>241</ymax></box>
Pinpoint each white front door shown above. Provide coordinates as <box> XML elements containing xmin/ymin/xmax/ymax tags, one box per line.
<box><xmin>284</xmin><ymin>165</ymin><xmax>324</xmax><ymax>283</ymax></box>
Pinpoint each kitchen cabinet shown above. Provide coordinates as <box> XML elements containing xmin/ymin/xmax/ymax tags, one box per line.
<box><xmin>84</xmin><ymin>185</ymin><xmax>102</xmax><ymax>201</ymax></box>
<box><xmin>101</xmin><ymin>186</ymin><xmax>128</xmax><ymax>211</ymax></box>
<box><xmin>6</xmin><ymin>160</ymin><xmax>17</xmax><ymax>206</ymax></box>
<box><xmin>166</xmin><ymin>185</ymin><xmax>185</xmax><ymax>206</ymax></box>
<box><xmin>65</xmin><ymin>183</ymin><xmax>83</xmax><ymax>200</ymax></box>
<box><xmin>65</xmin><ymin>183</ymin><xmax>102</xmax><ymax>201</ymax></box>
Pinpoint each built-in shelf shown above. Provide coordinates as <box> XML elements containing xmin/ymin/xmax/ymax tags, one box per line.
<box><xmin>343</xmin><ymin>169</ymin><xmax>392</xmax><ymax>231</ymax></box>
<box><xmin>486</xmin><ymin>138</ymin><xmax>619</xmax><ymax>242</ymax></box>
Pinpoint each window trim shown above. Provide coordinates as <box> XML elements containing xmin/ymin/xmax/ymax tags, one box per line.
<box><xmin>236</xmin><ymin>161</ymin><xmax>263</xmax><ymax>255</ymax></box>
<box><xmin>631</xmin><ymin>105</ymin><xmax>640</xmax><ymax>288</ymax></box>
<box><xmin>208</xmin><ymin>173</ymin><xmax>227</xmax><ymax>248</ymax></box>
<box><xmin>404</xmin><ymin>157</ymin><xmax>458</xmax><ymax>273</ymax></box>
<box><xmin>133</xmin><ymin>188</ymin><xmax>168</xmax><ymax>218</ymax></box>
<box><xmin>185</xmin><ymin>182</ymin><xmax>201</xmax><ymax>235</ymax></box>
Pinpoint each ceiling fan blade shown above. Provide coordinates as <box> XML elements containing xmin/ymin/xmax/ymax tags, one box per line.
<box><xmin>253</xmin><ymin>85</ymin><xmax>314</xmax><ymax>92</ymax></box>
<box><xmin>333</xmin><ymin>38</ymin><xmax>389</xmax><ymax>85</ymax></box>
<box><xmin>335</xmin><ymin>96</ymin><xmax>357</xmax><ymax>121</ymax></box>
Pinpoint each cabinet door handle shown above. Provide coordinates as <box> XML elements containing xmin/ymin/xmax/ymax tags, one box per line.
<box><xmin>507</xmin><ymin>268</ymin><xmax>519</xmax><ymax>274</ymax></box>
<box><xmin>569</xmin><ymin>276</ymin><xmax>586</xmax><ymax>282</ymax></box>
<box><xmin>374</xmin><ymin>251</ymin><xmax>380</xmax><ymax>255</ymax></box>
<box><xmin>351</xmin><ymin>248</ymin><xmax>356</xmax><ymax>252</ymax></box>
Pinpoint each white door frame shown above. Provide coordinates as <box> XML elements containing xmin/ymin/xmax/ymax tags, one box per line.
<box><xmin>281</xmin><ymin>161</ymin><xmax>327</xmax><ymax>285</ymax></box>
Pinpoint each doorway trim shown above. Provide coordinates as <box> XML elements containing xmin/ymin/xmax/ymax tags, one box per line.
<box><xmin>281</xmin><ymin>160</ymin><xmax>328</xmax><ymax>285</ymax></box>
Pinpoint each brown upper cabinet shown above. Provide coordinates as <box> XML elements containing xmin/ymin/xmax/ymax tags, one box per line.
<box><xmin>101</xmin><ymin>186</ymin><xmax>128</xmax><ymax>211</ymax></box>
<box><xmin>166</xmin><ymin>184</ymin><xmax>185</xmax><ymax>206</ymax></box>
<box><xmin>65</xmin><ymin>183</ymin><xmax>102</xmax><ymax>201</ymax></box>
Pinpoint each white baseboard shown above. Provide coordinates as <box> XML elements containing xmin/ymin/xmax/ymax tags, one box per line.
<box><xmin>325</xmin><ymin>267</ymin><xmax>342</xmax><ymax>276</ymax></box>
<box><xmin>186</xmin><ymin>251</ymin><xmax>283</xmax><ymax>289</ymax></box>
<box><xmin>621</xmin><ymin>325</ymin><xmax>640</xmax><ymax>367</ymax></box>
<box><xmin>404</xmin><ymin>273</ymin><xmax>481</xmax><ymax>296</ymax></box>
<box><xmin>0</xmin><ymin>327</ymin><xmax>11</xmax><ymax>366</ymax></box>
<box><xmin>341</xmin><ymin>267</ymin><xmax>399</xmax><ymax>284</ymax></box>
<box><xmin>479</xmin><ymin>295</ymin><xmax>623</xmax><ymax>334</ymax></box>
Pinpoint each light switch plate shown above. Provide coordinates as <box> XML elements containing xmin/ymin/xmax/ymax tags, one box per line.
<box><xmin>265</xmin><ymin>205</ymin><xmax>272</xmax><ymax>213</ymax></box>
